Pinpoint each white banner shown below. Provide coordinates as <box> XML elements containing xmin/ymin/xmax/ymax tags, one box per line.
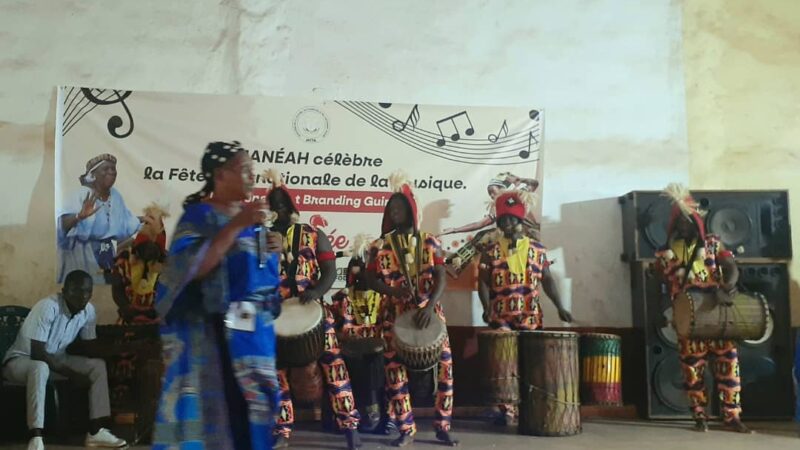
<box><xmin>55</xmin><ymin>87</ymin><xmax>544</xmax><ymax>289</ymax></box>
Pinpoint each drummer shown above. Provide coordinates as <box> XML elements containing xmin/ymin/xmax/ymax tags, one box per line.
<box><xmin>330</xmin><ymin>234</ymin><xmax>387</xmax><ymax>432</ymax></box>
<box><xmin>265</xmin><ymin>170</ymin><xmax>362</xmax><ymax>449</ymax></box>
<box><xmin>653</xmin><ymin>183</ymin><xmax>750</xmax><ymax>433</ymax></box>
<box><xmin>365</xmin><ymin>171</ymin><xmax>459</xmax><ymax>447</ymax></box>
<box><xmin>477</xmin><ymin>190</ymin><xmax>573</xmax><ymax>425</ymax></box>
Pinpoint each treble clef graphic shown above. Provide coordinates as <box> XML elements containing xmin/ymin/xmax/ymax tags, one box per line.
<box><xmin>80</xmin><ymin>88</ymin><xmax>135</xmax><ymax>138</ymax></box>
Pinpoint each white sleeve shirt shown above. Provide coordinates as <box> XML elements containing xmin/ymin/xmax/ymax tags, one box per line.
<box><xmin>2</xmin><ymin>294</ymin><xmax>96</xmax><ymax>364</ymax></box>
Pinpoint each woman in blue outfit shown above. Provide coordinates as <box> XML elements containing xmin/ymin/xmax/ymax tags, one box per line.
<box><xmin>152</xmin><ymin>141</ymin><xmax>282</xmax><ymax>450</ymax></box>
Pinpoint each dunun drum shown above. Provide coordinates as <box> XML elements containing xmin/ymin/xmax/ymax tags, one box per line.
<box><xmin>579</xmin><ymin>333</ymin><xmax>622</xmax><ymax>406</ymax></box>
<box><xmin>275</xmin><ymin>297</ymin><xmax>325</xmax><ymax>368</ymax></box>
<box><xmin>518</xmin><ymin>331</ymin><xmax>581</xmax><ymax>437</ymax></box>
<box><xmin>341</xmin><ymin>337</ymin><xmax>386</xmax><ymax>433</ymax></box>
<box><xmin>392</xmin><ymin>309</ymin><xmax>446</xmax><ymax>371</ymax></box>
<box><xmin>672</xmin><ymin>289</ymin><xmax>768</xmax><ymax>340</ymax></box>
<box><xmin>477</xmin><ymin>329</ymin><xmax>519</xmax><ymax>405</ymax></box>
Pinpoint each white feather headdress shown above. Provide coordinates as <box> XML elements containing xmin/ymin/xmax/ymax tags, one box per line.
<box><xmin>661</xmin><ymin>183</ymin><xmax>706</xmax><ymax>218</ymax></box>
<box><xmin>343</xmin><ymin>233</ymin><xmax>374</xmax><ymax>261</ymax></box>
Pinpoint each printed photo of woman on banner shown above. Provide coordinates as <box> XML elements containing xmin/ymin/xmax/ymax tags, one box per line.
<box><xmin>57</xmin><ymin>153</ymin><xmax>141</xmax><ymax>284</ymax></box>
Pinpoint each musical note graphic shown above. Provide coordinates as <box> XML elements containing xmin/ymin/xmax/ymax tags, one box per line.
<box><xmin>529</xmin><ymin>110</ymin><xmax>540</xmax><ymax>120</ymax></box>
<box><xmin>435</xmin><ymin>111</ymin><xmax>474</xmax><ymax>147</ymax></box>
<box><xmin>519</xmin><ymin>131</ymin><xmax>539</xmax><ymax>159</ymax></box>
<box><xmin>392</xmin><ymin>104</ymin><xmax>420</xmax><ymax>132</ymax></box>
<box><xmin>488</xmin><ymin>120</ymin><xmax>509</xmax><ymax>143</ymax></box>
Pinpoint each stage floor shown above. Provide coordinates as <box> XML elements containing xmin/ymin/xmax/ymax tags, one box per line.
<box><xmin>1</xmin><ymin>419</ymin><xmax>797</xmax><ymax>449</ymax></box>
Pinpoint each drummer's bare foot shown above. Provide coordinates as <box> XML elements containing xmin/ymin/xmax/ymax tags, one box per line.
<box><xmin>274</xmin><ymin>435</ymin><xmax>290</xmax><ymax>448</ymax></box>
<box><xmin>693</xmin><ymin>419</ymin><xmax>708</xmax><ymax>432</ymax></box>
<box><xmin>391</xmin><ymin>433</ymin><xmax>414</xmax><ymax>447</ymax></box>
<box><xmin>435</xmin><ymin>430</ymin><xmax>460</xmax><ymax>447</ymax></box>
<box><xmin>345</xmin><ymin>429</ymin><xmax>362</xmax><ymax>449</ymax></box>
<box><xmin>724</xmin><ymin>420</ymin><xmax>753</xmax><ymax>434</ymax></box>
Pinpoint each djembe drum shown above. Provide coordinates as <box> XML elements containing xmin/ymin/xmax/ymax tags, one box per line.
<box><xmin>672</xmin><ymin>289</ymin><xmax>768</xmax><ymax>340</ymax></box>
<box><xmin>579</xmin><ymin>333</ymin><xmax>622</xmax><ymax>406</ymax></box>
<box><xmin>275</xmin><ymin>297</ymin><xmax>325</xmax><ymax>367</ymax></box>
<box><xmin>392</xmin><ymin>309</ymin><xmax>446</xmax><ymax>372</ymax></box>
<box><xmin>288</xmin><ymin>360</ymin><xmax>324</xmax><ymax>404</ymax></box>
<box><xmin>477</xmin><ymin>329</ymin><xmax>519</xmax><ymax>405</ymax></box>
<box><xmin>518</xmin><ymin>331</ymin><xmax>581</xmax><ymax>437</ymax></box>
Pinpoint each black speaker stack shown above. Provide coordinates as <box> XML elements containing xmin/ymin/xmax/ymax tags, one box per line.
<box><xmin>619</xmin><ymin>190</ymin><xmax>794</xmax><ymax>419</ymax></box>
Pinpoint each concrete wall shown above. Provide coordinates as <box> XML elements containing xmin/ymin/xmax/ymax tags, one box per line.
<box><xmin>683</xmin><ymin>0</ymin><xmax>800</xmax><ymax>325</ymax></box>
<box><xmin>0</xmin><ymin>0</ymin><xmax>692</xmax><ymax>325</ymax></box>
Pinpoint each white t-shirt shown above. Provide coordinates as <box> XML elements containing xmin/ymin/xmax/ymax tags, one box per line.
<box><xmin>2</xmin><ymin>294</ymin><xmax>97</xmax><ymax>364</ymax></box>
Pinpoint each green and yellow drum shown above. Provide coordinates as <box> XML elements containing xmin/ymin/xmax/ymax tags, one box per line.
<box><xmin>579</xmin><ymin>333</ymin><xmax>622</xmax><ymax>406</ymax></box>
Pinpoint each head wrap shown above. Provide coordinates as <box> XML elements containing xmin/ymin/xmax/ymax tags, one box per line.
<box><xmin>183</xmin><ymin>141</ymin><xmax>246</xmax><ymax>208</ymax></box>
<box><xmin>79</xmin><ymin>153</ymin><xmax>117</xmax><ymax>186</ymax></box>
<box><xmin>662</xmin><ymin>183</ymin><xmax>706</xmax><ymax>240</ymax></box>
<box><xmin>381</xmin><ymin>171</ymin><xmax>419</xmax><ymax>236</ymax></box>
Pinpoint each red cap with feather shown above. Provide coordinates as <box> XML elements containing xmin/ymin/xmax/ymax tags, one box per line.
<box><xmin>495</xmin><ymin>191</ymin><xmax>528</xmax><ymax>221</ymax></box>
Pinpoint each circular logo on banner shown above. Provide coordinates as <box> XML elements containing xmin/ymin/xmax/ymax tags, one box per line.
<box><xmin>293</xmin><ymin>107</ymin><xmax>329</xmax><ymax>142</ymax></box>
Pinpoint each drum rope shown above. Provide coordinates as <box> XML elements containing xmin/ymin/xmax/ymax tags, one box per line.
<box><xmin>524</xmin><ymin>382</ymin><xmax>581</xmax><ymax>406</ymax></box>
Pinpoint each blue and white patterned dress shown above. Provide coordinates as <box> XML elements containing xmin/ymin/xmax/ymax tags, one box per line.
<box><xmin>152</xmin><ymin>202</ymin><xmax>281</xmax><ymax>450</ymax></box>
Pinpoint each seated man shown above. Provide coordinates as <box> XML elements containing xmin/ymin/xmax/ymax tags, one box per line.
<box><xmin>1</xmin><ymin>270</ymin><xmax>127</xmax><ymax>450</ymax></box>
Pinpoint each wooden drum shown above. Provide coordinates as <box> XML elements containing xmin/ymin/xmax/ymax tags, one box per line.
<box><xmin>275</xmin><ymin>297</ymin><xmax>325</xmax><ymax>368</ymax></box>
<box><xmin>673</xmin><ymin>289</ymin><xmax>768</xmax><ymax>340</ymax></box>
<box><xmin>579</xmin><ymin>333</ymin><xmax>622</xmax><ymax>406</ymax></box>
<box><xmin>518</xmin><ymin>330</ymin><xmax>581</xmax><ymax>437</ymax></box>
<box><xmin>392</xmin><ymin>309</ymin><xmax>446</xmax><ymax>371</ymax></box>
<box><xmin>477</xmin><ymin>329</ymin><xmax>519</xmax><ymax>405</ymax></box>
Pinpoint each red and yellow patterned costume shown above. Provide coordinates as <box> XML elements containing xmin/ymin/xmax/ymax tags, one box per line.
<box><xmin>654</xmin><ymin>186</ymin><xmax>742</xmax><ymax>423</ymax></box>
<box><xmin>369</xmin><ymin>231</ymin><xmax>454</xmax><ymax>436</ymax></box>
<box><xmin>483</xmin><ymin>236</ymin><xmax>550</xmax><ymax>331</ymax></box>
<box><xmin>331</xmin><ymin>287</ymin><xmax>384</xmax><ymax>340</ymax></box>
<box><xmin>273</xmin><ymin>219</ymin><xmax>360</xmax><ymax>438</ymax></box>
<box><xmin>479</xmin><ymin>191</ymin><xmax>551</xmax><ymax>420</ymax></box>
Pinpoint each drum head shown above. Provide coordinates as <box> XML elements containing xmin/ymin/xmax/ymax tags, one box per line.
<box><xmin>479</xmin><ymin>329</ymin><xmax>519</xmax><ymax>338</ymax></box>
<box><xmin>393</xmin><ymin>309</ymin><xmax>445</xmax><ymax>347</ymax></box>
<box><xmin>275</xmin><ymin>297</ymin><xmax>323</xmax><ymax>337</ymax></box>
<box><xmin>743</xmin><ymin>296</ymin><xmax>773</xmax><ymax>346</ymax></box>
<box><xmin>519</xmin><ymin>330</ymin><xmax>579</xmax><ymax>340</ymax></box>
<box><xmin>580</xmin><ymin>332</ymin><xmax>621</xmax><ymax>341</ymax></box>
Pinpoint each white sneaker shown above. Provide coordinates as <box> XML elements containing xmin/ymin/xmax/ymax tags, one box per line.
<box><xmin>27</xmin><ymin>436</ymin><xmax>44</xmax><ymax>450</ymax></box>
<box><xmin>85</xmin><ymin>428</ymin><xmax>127</xmax><ymax>448</ymax></box>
